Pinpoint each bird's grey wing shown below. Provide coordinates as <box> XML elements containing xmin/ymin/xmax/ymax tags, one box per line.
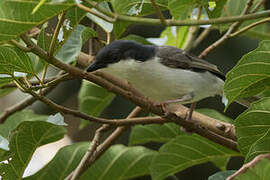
<box><xmin>156</xmin><ymin>46</ymin><xmax>225</xmax><ymax>80</ymax></box>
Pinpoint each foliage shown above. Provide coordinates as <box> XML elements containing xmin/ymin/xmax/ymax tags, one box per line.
<box><xmin>0</xmin><ymin>0</ymin><xmax>270</xmax><ymax>180</ymax></box>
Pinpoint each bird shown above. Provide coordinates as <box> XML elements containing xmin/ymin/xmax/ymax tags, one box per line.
<box><xmin>86</xmin><ymin>40</ymin><xmax>225</xmax><ymax>108</ymax></box>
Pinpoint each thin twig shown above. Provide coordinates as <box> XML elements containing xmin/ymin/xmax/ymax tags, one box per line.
<box><xmin>192</xmin><ymin>27</ymin><xmax>211</xmax><ymax>49</ymax></box>
<box><xmin>83</xmin><ymin>0</ymin><xmax>270</xmax><ymax>26</ymax></box>
<box><xmin>9</xmin><ymin>40</ymin><xmax>32</xmax><ymax>52</ymax></box>
<box><xmin>184</xmin><ymin>6</ymin><xmax>202</xmax><ymax>51</ymax></box>
<box><xmin>65</xmin><ymin>107</ymin><xmax>143</xmax><ymax>180</ymax></box>
<box><xmin>48</xmin><ymin>11</ymin><xmax>66</xmax><ymax>57</ymax></box>
<box><xmin>251</xmin><ymin>0</ymin><xmax>265</xmax><ymax>13</ymax></box>
<box><xmin>150</xmin><ymin>0</ymin><xmax>166</xmax><ymax>25</ymax></box>
<box><xmin>71</xmin><ymin>124</ymin><xmax>111</xmax><ymax>180</ymax></box>
<box><xmin>199</xmin><ymin>0</ymin><xmax>254</xmax><ymax>58</ymax></box>
<box><xmin>0</xmin><ymin>86</ymin><xmax>54</xmax><ymax>123</ymax></box>
<box><xmin>227</xmin><ymin>153</ymin><xmax>270</xmax><ymax>180</ymax></box>
<box><xmin>76</xmin><ymin>3</ymin><xmax>114</xmax><ymax>23</ymax></box>
<box><xmin>230</xmin><ymin>17</ymin><xmax>270</xmax><ymax>37</ymax></box>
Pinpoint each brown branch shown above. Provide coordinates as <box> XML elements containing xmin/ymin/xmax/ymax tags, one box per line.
<box><xmin>199</xmin><ymin>0</ymin><xmax>254</xmax><ymax>58</ymax></box>
<box><xmin>0</xmin><ymin>86</ymin><xmax>54</xmax><ymax>123</ymax></box>
<box><xmin>192</xmin><ymin>27</ymin><xmax>211</xmax><ymax>49</ymax></box>
<box><xmin>150</xmin><ymin>0</ymin><xmax>166</xmax><ymax>25</ymax></box>
<box><xmin>227</xmin><ymin>153</ymin><xmax>270</xmax><ymax>180</ymax></box>
<box><xmin>0</xmin><ymin>71</ymin><xmax>71</xmax><ymax>123</ymax></box>
<box><xmin>65</xmin><ymin>107</ymin><xmax>143</xmax><ymax>180</ymax></box>
<box><xmin>71</xmin><ymin>124</ymin><xmax>111</xmax><ymax>180</ymax></box>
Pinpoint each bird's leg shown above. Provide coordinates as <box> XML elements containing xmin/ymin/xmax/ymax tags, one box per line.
<box><xmin>159</xmin><ymin>93</ymin><xmax>194</xmax><ymax>118</ymax></box>
<box><xmin>186</xmin><ymin>102</ymin><xmax>197</xmax><ymax>121</ymax></box>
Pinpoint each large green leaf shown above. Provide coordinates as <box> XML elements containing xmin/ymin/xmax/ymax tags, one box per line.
<box><xmin>0</xmin><ymin>110</ymin><xmax>48</xmax><ymax>138</ymax></box>
<box><xmin>78</xmin><ymin>80</ymin><xmax>115</xmax><ymax>127</ymax></box>
<box><xmin>129</xmin><ymin>123</ymin><xmax>183</xmax><ymax>145</ymax></box>
<box><xmin>56</xmin><ymin>24</ymin><xmax>95</xmax><ymax>64</ymax></box>
<box><xmin>0</xmin><ymin>46</ymin><xmax>34</xmax><ymax>76</ymax></box>
<box><xmin>25</xmin><ymin>144</ymin><xmax>156</xmax><ymax>180</ymax></box>
<box><xmin>81</xmin><ymin>145</ymin><xmax>157</xmax><ymax>180</ymax></box>
<box><xmin>150</xmin><ymin>134</ymin><xmax>239</xmax><ymax>180</ymax></box>
<box><xmin>79</xmin><ymin>80</ymin><xmax>115</xmax><ymax>117</ymax></box>
<box><xmin>0</xmin><ymin>121</ymin><xmax>66</xmax><ymax>179</ymax></box>
<box><xmin>24</xmin><ymin>142</ymin><xmax>89</xmax><ymax>180</ymax></box>
<box><xmin>224</xmin><ymin>40</ymin><xmax>270</xmax><ymax>107</ymax></box>
<box><xmin>0</xmin><ymin>0</ymin><xmax>76</xmax><ymax>44</ymax></box>
<box><xmin>232</xmin><ymin>157</ymin><xmax>270</xmax><ymax>180</ymax></box>
<box><xmin>235</xmin><ymin>98</ymin><xmax>270</xmax><ymax>159</ymax></box>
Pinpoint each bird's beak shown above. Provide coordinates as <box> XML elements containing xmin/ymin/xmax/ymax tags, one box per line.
<box><xmin>86</xmin><ymin>61</ymin><xmax>101</xmax><ymax>72</ymax></box>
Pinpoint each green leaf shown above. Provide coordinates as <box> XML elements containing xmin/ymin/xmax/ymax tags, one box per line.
<box><xmin>81</xmin><ymin>27</ymin><xmax>97</xmax><ymax>43</ymax></box>
<box><xmin>0</xmin><ymin>110</ymin><xmax>48</xmax><ymax>138</ymax></box>
<box><xmin>0</xmin><ymin>121</ymin><xmax>66</xmax><ymax>179</ymax></box>
<box><xmin>232</xmin><ymin>158</ymin><xmax>270</xmax><ymax>180</ymax></box>
<box><xmin>208</xmin><ymin>170</ymin><xmax>236</xmax><ymax>180</ymax></box>
<box><xmin>129</xmin><ymin>123</ymin><xmax>183</xmax><ymax>145</ymax></box>
<box><xmin>0</xmin><ymin>46</ymin><xmax>34</xmax><ymax>76</ymax></box>
<box><xmin>160</xmin><ymin>26</ymin><xmax>189</xmax><ymax>48</ymax></box>
<box><xmin>0</xmin><ymin>0</ymin><xmax>76</xmax><ymax>44</ymax></box>
<box><xmin>24</xmin><ymin>142</ymin><xmax>89</xmax><ymax>180</ymax></box>
<box><xmin>111</xmin><ymin>0</ymin><xmax>168</xmax><ymax>16</ymax></box>
<box><xmin>224</xmin><ymin>40</ymin><xmax>270</xmax><ymax>107</ymax></box>
<box><xmin>168</xmin><ymin>0</ymin><xmax>197</xmax><ymax>20</ymax></box>
<box><xmin>56</xmin><ymin>24</ymin><xmax>89</xmax><ymax>64</ymax></box>
<box><xmin>78</xmin><ymin>80</ymin><xmax>115</xmax><ymax>127</ymax></box>
<box><xmin>150</xmin><ymin>134</ymin><xmax>239</xmax><ymax>180</ymax></box>
<box><xmin>235</xmin><ymin>98</ymin><xmax>270</xmax><ymax>158</ymax></box>
<box><xmin>26</xmin><ymin>144</ymin><xmax>156</xmax><ymax>180</ymax></box>
<box><xmin>81</xmin><ymin>145</ymin><xmax>157</xmax><ymax>180</ymax></box>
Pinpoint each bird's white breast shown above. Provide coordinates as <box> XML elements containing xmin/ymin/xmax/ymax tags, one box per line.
<box><xmin>101</xmin><ymin>57</ymin><xmax>224</xmax><ymax>104</ymax></box>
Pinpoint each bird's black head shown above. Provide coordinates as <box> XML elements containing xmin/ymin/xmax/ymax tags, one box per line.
<box><xmin>86</xmin><ymin>40</ymin><xmax>156</xmax><ymax>72</ymax></box>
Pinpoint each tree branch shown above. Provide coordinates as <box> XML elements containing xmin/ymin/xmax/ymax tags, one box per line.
<box><xmin>227</xmin><ymin>153</ymin><xmax>270</xmax><ymax>180</ymax></box>
<box><xmin>199</xmin><ymin>0</ymin><xmax>255</xmax><ymax>58</ymax></box>
<box><xmin>83</xmin><ymin>0</ymin><xmax>270</xmax><ymax>26</ymax></box>
<box><xmin>65</xmin><ymin>107</ymin><xmax>143</xmax><ymax>180</ymax></box>
<box><xmin>229</xmin><ymin>17</ymin><xmax>270</xmax><ymax>37</ymax></box>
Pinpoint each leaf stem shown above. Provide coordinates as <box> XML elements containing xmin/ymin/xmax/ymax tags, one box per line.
<box><xmin>150</xmin><ymin>0</ymin><xmax>166</xmax><ymax>25</ymax></box>
<box><xmin>48</xmin><ymin>11</ymin><xmax>66</xmax><ymax>57</ymax></box>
